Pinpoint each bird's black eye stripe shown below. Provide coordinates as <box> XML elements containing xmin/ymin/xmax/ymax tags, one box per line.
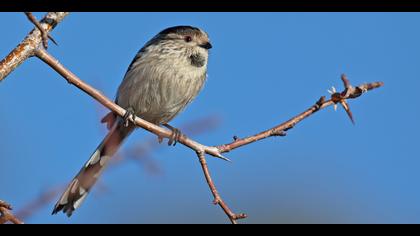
<box><xmin>185</xmin><ymin>36</ymin><xmax>192</xmax><ymax>42</ymax></box>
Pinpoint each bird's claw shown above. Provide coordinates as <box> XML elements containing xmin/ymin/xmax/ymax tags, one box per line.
<box><xmin>163</xmin><ymin>124</ymin><xmax>183</xmax><ymax>146</ymax></box>
<box><xmin>123</xmin><ymin>108</ymin><xmax>135</xmax><ymax>127</ymax></box>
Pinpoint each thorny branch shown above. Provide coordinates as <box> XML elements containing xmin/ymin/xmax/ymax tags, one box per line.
<box><xmin>0</xmin><ymin>12</ymin><xmax>68</xmax><ymax>82</ymax></box>
<box><xmin>0</xmin><ymin>12</ymin><xmax>384</xmax><ymax>224</ymax></box>
<box><xmin>217</xmin><ymin>75</ymin><xmax>384</xmax><ymax>154</ymax></box>
<box><xmin>0</xmin><ymin>200</ymin><xmax>24</xmax><ymax>224</ymax></box>
<box><xmin>33</xmin><ymin>47</ymin><xmax>230</xmax><ymax>162</ymax></box>
<box><xmin>24</xmin><ymin>12</ymin><xmax>58</xmax><ymax>49</ymax></box>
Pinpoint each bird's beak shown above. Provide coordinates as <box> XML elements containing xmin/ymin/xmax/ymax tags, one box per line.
<box><xmin>199</xmin><ymin>42</ymin><xmax>212</xmax><ymax>50</ymax></box>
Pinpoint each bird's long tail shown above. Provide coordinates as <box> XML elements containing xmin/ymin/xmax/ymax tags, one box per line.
<box><xmin>52</xmin><ymin>118</ymin><xmax>134</xmax><ymax>217</ymax></box>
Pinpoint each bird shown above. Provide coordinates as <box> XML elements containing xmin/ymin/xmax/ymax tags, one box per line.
<box><xmin>52</xmin><ymin>26</ymin><xmax>212</xmax><ymax>217</ymax></box>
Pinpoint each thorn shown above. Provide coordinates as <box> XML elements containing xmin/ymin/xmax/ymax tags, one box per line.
<box><xmin>340</xmin><ymin>100</ymin><xmax>355</xmax><ymax>125</ymax></box>
<box><xmin>315</xmin><ymin>96</ymin><xmax>326</xmax><ymax>109</ymax></box>
<box><xmin>213</xmin><ymin>153</ymin><xmax>231</xmax><ymax>162</ymax></box>
<box><xmin>328</xmin><ymin>86</ymin><xmax>337</xmax><ymax>95</ymax></box>
<box><xmin>233</xmin><ymin>135</ymin><xmax>239</xmax><ymax>141</ymax></box>
<box><xmin>334</xmin><ymin>104</ymin><xmax>338</xmax><ymax>111</ymax></box>
<box><xmin>24</xmin><ymin>12</ymin><xmax>58</xmax><ymax>49</ymax></box>
<box><xmin>317</xmin><ymin>96</ymin><xmax>326</xmax><ymax>104</ymax></box>
<box><xmin>341</xmin><ymin>74</ymin><xmax>352</xmax><ymax>90</ymax></box>
<box><xmin>48</xmin><ymin>34</ymin><xmax>58</xmax><ymax>46</ymax></box>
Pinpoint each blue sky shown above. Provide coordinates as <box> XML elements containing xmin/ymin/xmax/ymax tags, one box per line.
<box><xmin>0</xmin><ymin>12</ymin><xmax>419</xmax><ymax>223</ymax></box>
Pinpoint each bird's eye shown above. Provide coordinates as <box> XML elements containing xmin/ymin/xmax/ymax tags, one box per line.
<box><xmin>184</xmin><ymin>36</ymin><xmax>192</xmax><ymax>42</ymax></box>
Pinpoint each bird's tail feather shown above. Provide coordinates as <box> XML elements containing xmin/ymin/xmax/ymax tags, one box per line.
<box><xmin>52</xmin><ymin>119</ymin><xmax>133</xmax><ymax>217</ymax></box>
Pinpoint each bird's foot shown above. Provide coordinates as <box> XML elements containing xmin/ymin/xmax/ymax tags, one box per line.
<box><xmin>123</xmin><ymin>107</ymin><xmax>136</xmax><ymax>127</ymax></box>
<box><xmin>163</xmin><ymin>124</ymin><xmax>183</xmax><ymax>146</ymax></box>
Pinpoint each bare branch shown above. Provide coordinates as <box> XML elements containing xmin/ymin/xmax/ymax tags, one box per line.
<box><xmin>33</xmin><ymin>48</ymin><xmax>227</xmax><ymax>160</ymax></box>
<box><xmin>113</xmin><ymin>115</ymin><xmax>222</xmax><ymax>174</ymax></box>
<box><xmin>32</xmin><ymin>47</ymin><xmax>383</xmax><ymax>223</ymax></box>
<box><xmin>24</xmin><ymin>12</ymin><xmax>58</xmax><ymax>49</ymax></box>
<box><xmin>0</xmin><ymin>12</ymin><xmax>68</xmax><ymax>82</ymax></box>
<box><xmin>14</xmin><ymin>116</ymin><xmax>221</xmax><ymax>222</ymax></box>
<box><xmin>216</xmin><ymin>77</ymin><xmax>383</xmax><ymax>153</ymax></box>
<box><xmin>197</xmin><ymin>151</ymin><xmax>247</xmax><ymax>224</ymax></box>
<box><xmin>0</xmin><ymin>200</ymin><xmax>24</xmax><ymax>224</ymax></box>
<box><xmin>33</xmin><ymin>47</ymin><xmax>244</xmax><ymax>222</ymax></box>
<box><xmin>0</xmin><ymin>13</ymin><xmax>384</xmax><ymax>224</ymax></box>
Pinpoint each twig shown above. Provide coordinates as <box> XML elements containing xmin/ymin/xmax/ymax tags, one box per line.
<box><xmin>197</xmin><ymin>151</ymin><xmax>247</xmax><ymax>224</ymax></box>
<box><xmin>34</xmin><ymin>46</ymin><xmax>383</xmax><ymax>223</ymax></box>
<box><xmin>113</xmin><ymin>115</ymin><xmax>222</xmax><ymax>175</ymax></box>
<box><xmin>33</xmin><ymin>47</ymin><xmax>383</xmax><ymax>223</ymax></box>
<box><xmin>33</xmin><ymin>48</ymin><xmax>243</xmax><ymax>223</ymax></box>
<box><xmin>33</xmin><ymin>48</ymin><xmax>228</xmax><ymax>161</ymax></box>
<box><xmin>0</xmin><ymin>13</ymin><xmax>384</xmax><ymax>223</ymax></box>
<box><xmin>0</xmin><ymin>12</ymin><xmax>68</xmax><ymax>82</ymax></box>
<box><xmin>216</xmin><ymin>76</ymin><xmax>383</xmax><ymax>153</ymax></box>
<box><xmin>24</xmin><ymin>12</ymin><xmax>58</xmax><ymax>49</ymax></box>
<box><xmin>0</xmin><ymin>200</ymin><xmax>24</xmax><ymax>224</ymax></box>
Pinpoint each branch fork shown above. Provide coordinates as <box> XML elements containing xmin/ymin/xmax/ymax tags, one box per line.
<box><xmin>0</xmin><ymin>12</ymin><xmax>384</xmax><ymax>224</ymax></box>
<box><xmin>24</xmin><ymin>12</ymin><xmax>58</xmax><ymax>49</ymax></box>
